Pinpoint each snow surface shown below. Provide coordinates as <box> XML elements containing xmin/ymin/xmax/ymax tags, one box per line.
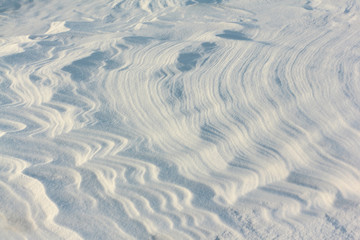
<box><xmin>1</xmin><ymin>0</ymin><xmax>360</xmax><ymax>239</ymax></box>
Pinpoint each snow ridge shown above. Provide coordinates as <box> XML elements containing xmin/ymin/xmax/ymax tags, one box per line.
<box><xmin>1</xmin><ymin>0</ymin><xmax>360</xmax><ymax>239</ymax></box>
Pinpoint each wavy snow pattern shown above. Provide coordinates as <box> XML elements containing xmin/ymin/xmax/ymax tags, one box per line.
<box><xmin>1</xmin><ymin>0</ymin><xmax>360</xmax><ymax>239</ymax></box>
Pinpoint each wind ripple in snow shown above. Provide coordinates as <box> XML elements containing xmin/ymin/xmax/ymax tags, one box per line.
<box><xmin>1</xmin><ymin>0</ymin><xmax>360</xmax><ymax>239</ymax></box>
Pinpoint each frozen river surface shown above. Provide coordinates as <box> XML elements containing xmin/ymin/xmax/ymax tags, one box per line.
<box><xmin>1</xmin><ymin>0</ymin><xmax>360</xmax><ymax>239</ymax></box>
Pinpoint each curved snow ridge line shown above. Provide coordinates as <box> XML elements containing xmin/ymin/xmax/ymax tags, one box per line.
<box><xmin>0</xmin><ymin>154</ymin><xmax>82</xmax><ymax>240</ymax></box>
<box><xmin>0</xmin><ymin>39</ymin><xmax>102</xmax><ymax>136</ymax></box>
<box><xmin>53</xmin><ymin>129</ymin><xmax>130</xmax><ymax>166</ymax></box>
<box><xmin>0</xmin><ymin>45</ymin><xmax>55</xmax><ymax>107</ymax></box>
<box><xmin>22</xmin><ymin>162</ymin><xmax>135</xmax><ymax>240</ymax></box>
<box><xmin>0</xmin><ymin>103</ymin><xmax>79</xmax><ymax>138</ymax></box>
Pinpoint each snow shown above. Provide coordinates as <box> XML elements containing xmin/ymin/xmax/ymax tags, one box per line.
<box><xmin>1</xmin><ymin>0</ymin><xmax>360</xmax><ymax>239</ymax></box>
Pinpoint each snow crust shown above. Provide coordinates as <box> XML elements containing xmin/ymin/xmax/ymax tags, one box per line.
<box><xmin>1</xmin><ymin>0</ymin><xmax>360</xmax><ymax>239</ymax></box>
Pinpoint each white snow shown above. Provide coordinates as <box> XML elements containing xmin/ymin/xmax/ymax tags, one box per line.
<box><xmin>1</xmin><ymin>0</ymin><xmax>360</xmax><ymax>239</ymax></box>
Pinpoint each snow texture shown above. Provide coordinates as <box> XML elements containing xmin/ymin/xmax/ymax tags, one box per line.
<box><xmin>1</xmin><ymin>0</ymin><xmax>360</xmax><ymax>239</ymax></box>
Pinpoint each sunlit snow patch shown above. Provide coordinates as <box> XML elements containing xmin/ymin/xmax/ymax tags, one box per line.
<box><xmin>45</xmin><ymin>21</ymin><xmax>70</xmax><ymax>35</ymax></box>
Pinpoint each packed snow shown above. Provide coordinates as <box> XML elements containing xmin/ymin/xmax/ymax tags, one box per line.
<box><xmin>1</xmin><ymin>0</ymin><xmax>360</xmax><ymax>239</ymax></box>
